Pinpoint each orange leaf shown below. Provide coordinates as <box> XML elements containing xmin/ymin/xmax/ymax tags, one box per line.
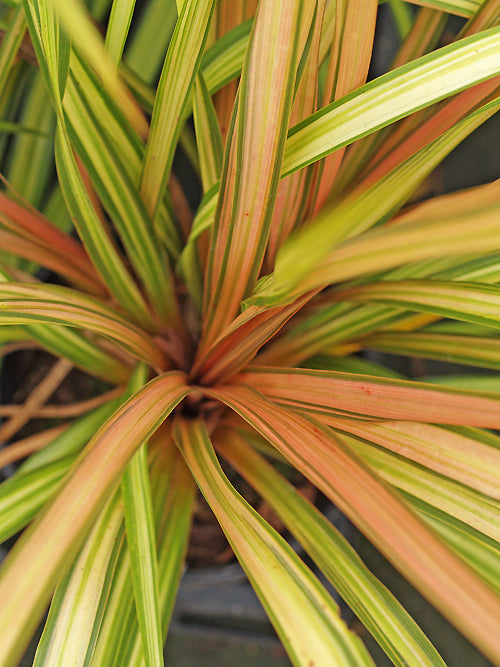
<box><xmin>239</xmin><ymin>366</ymin><xmax>500</xmax><ymax>428</ymax></box>
<box><xmin>206</xmin><ymin>383</ymin><xmax>500</xmax><ymax>665</ymax></box>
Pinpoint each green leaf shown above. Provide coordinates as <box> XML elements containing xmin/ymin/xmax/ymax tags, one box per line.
<box><xmin>409</xmin><ymin>0</ymin><xmax>482</xmax><ymax>18</ymax></box>
<box><xmin>217</xmin><ymin>430</ymin><xmax>446</xmax><ymax>667</ymax></box>
<box><xmin>92</xmin><ymin>441</ymin><xmax>195</xmax><ymax>667</ymax></box>
<box><xmin>121</xmin><ymin>363</ymin><xmax>163</xmax><ymax>667</ymax></box>
<box><xmin>105</xmin><ymin>0</ymin><xmax>137</xmax><ymax>66</ymax></box>
<box><xmin>202</xmin><ymin>17</ymin><xmax>251</xmax><ymax>92</ymax></box>
<box><xmin>140</xmin><ymin>0</ymin><xmax>216</xmax><ymax>219</ymax></box>
<box><xmin>177</xmin><ymin>184</ymin><xmax>217</xmax><ymax>270</ymax></box>
<box><xmin>123</xmin><ymin>0</ymin><xmax>177</xmax><ymax>84</ymax></box>
<box><xmin>0</xmin><ymin>283</ymin><xmax>166</xmax><ymax>369</ymax></box>
<box><xmin>422</xmin><ymin>375</ymin><xmax>500</xmax><ymax>391</ymax></box>
<box><xmin>326</xmin><ymin>418</ymin><xmax>500</xmax><ymax>499</ymax></box>
<box><xmin>250</xmin><ymin>103</ymin><xmax>500</xmax><ymax>307</ymax></box>
<box><xmin>0</xmin><ymin>4</ymin><xmax>27</xmax><ymax>100</ymax></box>
<box><xmin>193</xmin><ymin>73</ymin><xmax>223</xmax><ymax>192</ymax></box>
<box><xmin>19</xmin><ymin>401</ymin><xmax>121</xmax><ymax>475</ymax></box>
<box><xmin>22</xmin><ymin>323</ymin><xmax>129</xmax><ymax>384</ymax></box>
<box><xmin>56</xmin><ymin>126</ymin><xmax>158</xmax><ymax>327</ymax></box>
<box><xmin>0</xmin><ymin>458</ymin><xmax>72</xmax><ymax>544</ymax></box>
<box><xmin>121</xmin><ymin>16</ymin><xmax>251</xmax><ymax>114</ymax></box>
<box><xmin>5</xmin><ymin>72</ymin><xmax>56</xmax><ymax>210</ymax></box>
<box><xmin>337</xmin><ymin>430</ymin><xmax>500</xmax><ymax>543</ymax></box>
<box><xmin>22</xmin><ymin>0</ymin><xmax>70</xmax><ymax>112</ymax></box>
<box><xmin>23</xmin><ymin>0</ymin><xmax>154</xmax><ymax>327</ymax></box>
<box><xmin>303</xmin><ymin>354</ymin><xmax>406</xmax><ymax>379</ymax></box>
<box><xmin>414</xmin><ymin>509</ymin><xmax>500</xmax><ymax>595</ymax></box>
<box><xmin>174</xmin><ymin>417</ymin><xmax>375</xmax><ymax>667</ymax></box>
<box><xmin>37</xmin><ymin>0</ymin><xmax>148</xmax><ymax>137</ymax></box>
<box><xmin>24</xmin><ymin>0</ymin><xmax>165</xmax><ymax>327</ymax></box>
<box><xmin>337</xmin><ymin>279</ymin><xmax>500</xmax><ymax>331</ymax></box>
<box><xmin>64</xmin><ymin>74</ymin><xmax>181</xmax><ymax>330</ymax></box>
<box><xmin>33</xmin><ymin>491</ymin><xmax>124</xmax><ymax>666</ymax></box>
<box><xmin>282</xmin><ymin>26</ymin><xmax>500</xmax><ymax>177</ymax></box>
<box><xmin>67</xmin><ymin>51</ymin><xmax>183</xmax><ymax>260</ymax></box>
<box><xmin>364</xmin><ymin>330</ymin><xmax>500</xmax><ymax>371</ymax></box>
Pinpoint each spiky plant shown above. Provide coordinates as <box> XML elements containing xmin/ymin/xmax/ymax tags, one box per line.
<box><xmin>0</xmin><ymin>0</ymin><xmax>500</xmax><ymax>665</ymax></box>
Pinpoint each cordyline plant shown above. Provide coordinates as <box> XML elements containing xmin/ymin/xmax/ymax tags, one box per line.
<box><xmin>0</xmin><ymin>0</ymin><xmax>500</xmax><ymax>664</ymax></box>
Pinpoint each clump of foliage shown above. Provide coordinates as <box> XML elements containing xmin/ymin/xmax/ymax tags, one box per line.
<box><xmin>0</xmin><ymin>0</ymin><xmax>500</xmax><ymax>665</ymax></box>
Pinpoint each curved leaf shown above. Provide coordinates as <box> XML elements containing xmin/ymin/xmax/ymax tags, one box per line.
<box><xmin>337</xmin><ymin>279</ymin><xmax>500</xmax><ymax>331</ymax></box>
<box><xmin>0</xmin><ymin>283</ymin><xmax>165</xmax><ymax>369</ymax></box>
<box><xmin>33</xmin><ymin>491</ymin><xmax>124</xmax><ymax>666</ymax></box>
<box><xmin>216</xmin><ymin>429</ymin><xmax>446</xmax><ymax>667</ymax></box>
<box><xmin>174</xmin><ymin>417</ymin><xmax>375</xmax><ymax>667</ymax></box>
<box><xmin>207</xmin><ymin>383</ymin><xmax>500</xmax><ymax>664</ymax></box>
<box><xmin>0</xmin><ymin>370</ymin><xmax>189</xmax><ymax>667</ymax></box>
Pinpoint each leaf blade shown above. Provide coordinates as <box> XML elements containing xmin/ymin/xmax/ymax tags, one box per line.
<box><xmin>240</xmin><ymin>366</ymin><xmax>500</xmax><ymax>428</ymax></box>
<box><xmin>174</xmin><ymin>417</ymin><xmax>375</xmax><ymax>667</ymax></box>
<box><xmin>0</xmin><ymin>370</ymin><xmax>189</xmax><ymax>667</ymax></box>
<box><xmin>208</xmin><ymin>383</ymin><xmax>500</xmax><ymax>665</ymax></box>
<box><xmin>216</xmin><ymin>429</ymin><xmax>446</xmax><ymax>667</ymax></box>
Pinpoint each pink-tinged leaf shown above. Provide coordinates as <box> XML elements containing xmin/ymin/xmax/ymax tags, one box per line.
<box><xmin>215</xmin><ymin>428</ymin><xmax>447</xmax><ymax>667</ymax></box>
<box><xmin>0</xmin><ymin>370</ymin><xmax>189</xmax><ymax>667</ymax></box>
<box><xmin>391</xmin><ymin>8</ymin><xmax>447</xmax><ymax>70</ymax></box>
<box><xmin>200</xmin><ymin>0</ymin><xmax>312</xmax><ymax>352</ymax></box>
<box><xmin>361</xmin><ymin>76</ymin><xmax>500</xmax><ymax>189</ymax></box>
<box><xmin>462</xmin><ymin>0</ymin><xmax>500</xmax><ymax>35</ymax></box>
<box><xmin>310</xmin><ymin>0</ymin><xmax>378</xmax><ymax>215</ymax></box>
<box><xmin>193</xmin><ymin>294</ymin><xmax>311</xmax><ymax>385</ymax></box>
<box><xmin>0</xmin><ymin>283</ymin><xmax>166</xmax><ymax>370</ymax></box>
<box><xmin>238</xmin><ymin>367</ymin><xmax>500</xmax><ymax>428</ymax></box>
<box><xmin>0</xmin><ymin>229</ymin><xmax>104</xmax><ymax>296</ymax></box>
<box><xmin>206</xmin><ymin>384</ymin><xmax>500</xmax><ymax>665</ymax></box>
<box><xmin>0</xmin><ymin>192</ymin><xmax>92</xmax><ymax>271</ymax></box>
<box><xmin>348</xmin><ymin>0</ymin><xmax>500</xmax><ymax>191</ymax></box>
<box><xmin>333</xmin><ymin>428</ymin><xmax>500</xmax><ymax>544</ymax></box>
<box><xmin>266</xmin><ymin>0</ymin><xmax>326</xmax><ymax>266</ymax></box>
<box><xmin>0</xmin><ymin>192</ymin><xmax>102</xmax><ymax>294</ymax></box>
<box><xmin>213</xmin><ymin>0</ymin><xmax>259</xmax><ymax>142</ymax></box>
<box><xmin>332</xmin><ymin>7</ymin><xmax>448</xmax><ymax>194</ymax></box>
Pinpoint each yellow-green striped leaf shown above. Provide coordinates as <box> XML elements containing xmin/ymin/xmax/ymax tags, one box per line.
<box><xmin>105</xmin><ymin>0</ymin><xmax>137</xmax><ymax>66</ymax></box>
<box><xmin>121</xmin><ymin>365</ymin><xmax>163</xmax><ymax>667</ymax></box>
<box><xmin>33</xmin><ymin>491</ymin><xmax>124</xmax><ymax>666</ymax></box>
<box><xmin>174</xmin><ymin>417</ymin><xmax>375</xmax><ymax>667</ymax></box>
<box><xmin>337</xmin><ymin>279</ymin><xmax>500</xmax><ymax>331</ymax></box>
<box><xmin>282</xmin><ymin>26</ymin><xmax>500</xmax><ymax>177</ymax></box>
<box><xmin>216</xmin><ymin>430</ymin><xmax>446</xmax><ymax>667</ymax></box>
<box><xmin>140</xmin><ymin>0</ymin><xmax>216</xmax><ymax>219</ymax></box>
